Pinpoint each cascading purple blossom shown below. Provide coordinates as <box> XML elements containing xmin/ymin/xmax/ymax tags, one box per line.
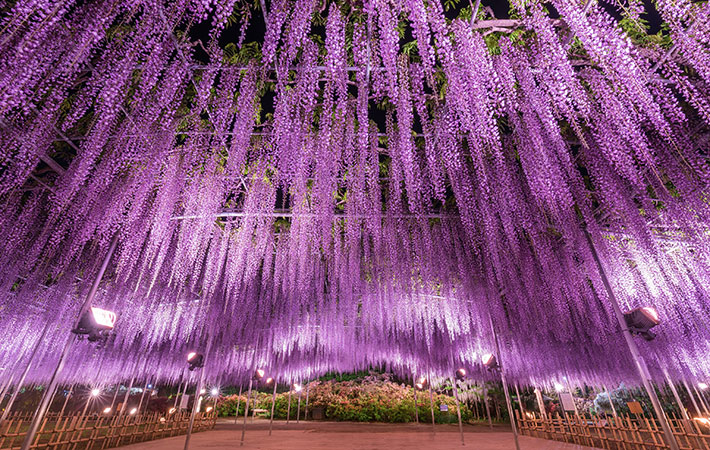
<box><xmin>0</xmin><ymin>0</ymin><xmax>709</xmax><ymax>393</ymax></box>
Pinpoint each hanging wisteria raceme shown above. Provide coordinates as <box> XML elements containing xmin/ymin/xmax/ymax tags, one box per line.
<box><xmin>0</xmin><ymin>0</ymin><xmax>709</xmax><ymax>390</ymax></box>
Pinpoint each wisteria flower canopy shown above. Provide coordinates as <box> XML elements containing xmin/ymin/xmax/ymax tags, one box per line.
<box><xmin>0</xmin><ymin>0</ymin><xmax>709</xmax><ymax>388</ymax></box>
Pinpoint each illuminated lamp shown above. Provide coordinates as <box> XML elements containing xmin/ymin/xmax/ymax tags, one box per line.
<box><xmin>554</xmin><ymin>383</ymin><xmax>565</xmax><ymax>393</ymax></box>
<box><xmin>699</xmin><ymin>383</ymin><xmax>708</xmax><ymax>391</ymax></box>
<box><xmin>168</xmin><ymin>408</ymin><xmax>176</xmax><ymax>415</ymax></box>
<box><xmin>293</xmin><ymin>383</ymin><xmax>303</xmax><ymax>393</ymax></box>
<box><xmin>455</xmin><ymin>368</ymin><xmax>467</xmax><ymax>381</ymax></box>
<box><xmin>206</xmin><ymin>406</ymin><xmax>213</xmax><ymax>413</ymax></box>
<box><xmin>129</xmin><ymin>408</ymin><xmax>137</xmax><ymax>415</ymax></box>
<box><xmin>72</xmin><ymin>307</ymin><xmax>116</xmax><ymax>343</ymax></box>
<box><xmin>265</xmin><ymin>377</ymin><xmax>274</xmax><ymax>385</ymax></box>
<box><xmin>187</xmin><ymin>352</ymin><xmax>204</xmax><ymax>371</ymax></box>
<box><xmin>415</xmin><ymin>377</ymin><xmax>427</xmax><ymax>390</ymax></box>
<box><xmin>254</xmin><ymin>369</ymin><xmax>265</xmax><ymax>379</ymax></box>
<box><xmin>210</xmin><ymin>387</ymin><xmax>219</xmax><ymax>397</ymax></box>
<box><xmin>623</xmin><ymin>307</ymin><xmax>660</xmax><ymax>341</ymax></box>
<box><xmin>103</xmin><ymin>407</ymin><xmax>112</xmax><ymax>414</ymax></box>
<box><xmin>91</xmin><ymin>388</ymin><xmax>101</xmax><ymax>397</ymax></box>
<box><xmin>482</xmin><ymin>353</ymin><xmax>498</xmax><ymax>371</ymax></box>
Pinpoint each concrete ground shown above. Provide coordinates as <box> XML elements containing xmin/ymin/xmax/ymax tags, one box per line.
<box><xmin>115</xmin><ymin>418</ymin><xmax>596</xmax><ymax>449</ymax></box>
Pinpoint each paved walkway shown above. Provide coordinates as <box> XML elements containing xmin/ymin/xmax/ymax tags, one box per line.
<box><xmin>115</xmin><ymin>418</ymin><xmax>596</xmax><ymax>449</ymax></box>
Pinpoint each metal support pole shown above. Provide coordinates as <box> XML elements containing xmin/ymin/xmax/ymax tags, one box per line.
<box><xmin>137</xmin><ymin>381</ymin><xmax>149</xmax><ymax>413</ymax></box>
<box><xmin>428</xmin><ymin>375</ymin><xmax>436</xmax><ymax>433</ymax></box>
<box><xmin>483</xmin><ymin>384</ymin><xmax>493</xmax><ymax>428</ymax></box>
<box><xmin>286</xmin><ymin>382</ymin><xmax>292</xmax><ymax>424</ymax></box>
<box><xmin>603</xmin><ymin>385</ymin><xmax>618</xmax><ymax>420</ymax></box>
<box><xmin>663</xmin><ymin>370</ymin><xmax>702</xmax><ymax>448</ymax></box>
<box><xmin>490</xmin><ymin>316</ymin><xmax>520</xmax><ymax>450</ymax></box>
<box><xmin>451</xmin><ymin>377</ymin><xmax>465</xmax><ymax>446</ymax></box>
<box><xmin>514</xmin><ymin>384</ymin><xmax>525</xmax><ymax>415</ymax></box>
<box><xmin>413</xmin><ymin>378</ymin><xmax>419</xmax><ymax>424</ymax></box>
<box><xmin>584</xmin><ymin>228</ymin><xmax>680</xmax><ymax>450</ymax></box>
<box><xmin>304</xmin><ymin>383</ymin><xmax>309</xmax><ymax>421</ymax></box>
<box><xmin>296</xmin><ymin>383</ymin><xmax>302</xmax><ymax>423</ymax></box>
<box><xmin>240</xmin><ymin>378</ymin><xmax>253</xmax><ymax>446</ymax></box>
<box><xmin>234</xmin><ymin>384</ymin><xmax>243</xmax><ymax>424</ymax></box>
<box><xmin>118</xmin><ymin>376</ymin><xmax>135</xmax><ymax>416</ymax></box>
<box><xmin>0</xmin><ymin>321</ymin><xmax>51</xmax><ymax>424</ymax></box>
<box><xmin>184</xmin><ymin>365</ymin><xmax>207</xmax><ymax>450</ymax></box>
<box><xmin>682</xmin><ymin>379</ymin><xmax>703</xmax><ymax>416</ymax></box>
<box><xmin>269</xmin><ymin>380</ymin><xmax>277</xmax><ymax>436</ymax></box>
<box><xmin>20</xmin><ymin>233</ymin><xmax>119</xmax><ymax>450</ymax></box>
<box><xmin>694</xmin><ymin>386</ymin><xmax>710</xmax><ymax>415</ymax></box>
<box><xmin>58</xmin><ymin>384</ymin><xmax>74</xmax><ymax>417</ymax></box>
<box><xmin>174</xmin><ymin>376</ymin><xmax>183</xmax><ymax>409</ymax></box>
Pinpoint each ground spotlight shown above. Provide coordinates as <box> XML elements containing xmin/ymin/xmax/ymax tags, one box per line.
<box><xmin>415</xmin><ymin>377</ymin><xmax>427</xmax><ymax>390</ymax></box>
<box><xmin>129</xmin><ymin>408</ymin><xmax>137</xmax><ymax>415</ymax></box>
<box><xmin>206</xmin><ymin>406</ymin><xmax>213</xmax><ymax>413</ymax></box>
<box><xmin>482</xmin><ymin>353</ymin><xmax>499</xmax><ymax>371</ymax></box>
<box><xmin>293</xmin><ymin>383</ymin><xmax>303</xmax><ymax>393</ymax></box>
<box><xmin>255</xmin><ymin>369</ymin><xmax>265</xmax><ymax>379</ymax></box>
<box><xmin>187</xmin><ymin>352</ymin><xmax>204</xmax><ymax>371</ymax></box>
<box><xmin>623</xmin><ymin>307</ymin><xmax>660</xmax><ymax>341</ymax></box>
<box><xmin>455</xmin><ymin>368</ymin><xmax>467</xmax><ymax>381</ymax></box>
<box><xmin>103</xmin><ymin>407</ymin><xmax>112</xmax><ymax>414</ymax></box>
<box><xmin>210</xmin><ymin>387</ymin><xmax>219</xmax><ymax>397</ymax></box>
<box><xmin>168</xmin><ymin>407</ymin><xmax>176</xmax><ymax>415</ymax></box>
<box><xmin>265</xmin><ymin>377</ymin><xmax>274</xmax><ymax>385</ymax></box>
<box><xmin>91</xmin><ymin>388</ymin><xmax>101</xmax><ymax>397</ymax></box>
<box><xmin>554</xmin><ymin>383</ymin><xmax>565</xmax><ymax>393</ymax></box>
<box><xmin>72</xmin><ymin>307</ymin><xmax>116</xmax><ymax>343</ymax></box>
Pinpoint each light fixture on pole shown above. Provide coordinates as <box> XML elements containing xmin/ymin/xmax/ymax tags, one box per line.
<box><xmin>455</xmin><ymin>368</ymin><xmax>467</xmax><ymax>381</ymax></box>
<box><xmin>623</xmin><ymin>307</ymin><xmax>660</xmax><ymax>341</ymax></box>
<box><xmin>187</xmin><ymin>352</ymin><xmax>204</xmax><ymax>371</ymax></box>
<box><xmin>71</xmin><ymin>307</ymin><xmax>117</xmax><ymax>343</ymax></box>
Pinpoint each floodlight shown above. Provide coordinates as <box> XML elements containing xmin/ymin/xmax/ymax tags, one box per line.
<box><xmin>72</xmin><ymin>307</ymin><xmax>117</xmax><ymax>343</ymax></box>
<box><xmin>168</xmin><ymin>407</ymin><xmax>176</xmax><ymax>414</ymax></box>
<box><xmin>554</xmin><ymin>383</ymin><xmax>565</xmax><ymax>393</ymax></box>
<box><xmin>187</xmin><ymin>352</ymin><xmax>204</xmax><ymax>371</ymax></box>
<box><xmin>200</xmin><ymin>388</ymin><xmax>206</xmax><ymax>394</ymax></box>
<box><xmin>129</xmin><ymin>408</ymin><xmax>137</xmax><ymax>415</ymax></box>
<box><xmin>265</xmin><ymin>377</ymin><xmax>274</xmax><ymax>385</ymax></box>
<box><xmin>210</xmin><ymin>387</ymin><xmax>219</xmax><ymax>397</ymax></box>
<box><xmin>455</xmin><ymin>368</ymin><xmax>467</xmax><ymax>381</ymax></box>
<box><xmin>206</xmin><ymin>406</ymin><xmax>213</xmax><ymax>412</ymax></box>
<box><xmin>91</xmin><ymin>388</ymin><xmax>101</xmax><ymax>397</ymax></box>
<box><xmin>255</xmin><ymin>369</ymin><xmax>265</xmax><ymax>379</ymax></box>
<box><xmin>415</xmin><ymin>377</ymin><xmax>427</xmax><ymax>390</ymax></box>
<box><xmin>103</xmin><ymin>407</ymin><xmax>112</xmax><ymax>414</ymax></box>
<box><xmin>699</xmin><ymin>383</ymin><xmax>708</xmax><ymax>391</ymax></box>
<box><xmin>482</xmin><ymin>353</ymin><xmax>498</xmax><ymax>371</ymax></box>
<box><xmin>293</xmin><ymin>383</ymin><xmax>303</xmax><ymax>392</ymax></box>
<box><xmin>623</xmin><ymin>307</ymin><xmax>660</xmax><ymax>341</ymax></box>
<box><xmin>159</xmin><ymin>417</ymin><xmax>166</xmax><ymax>423</ymax></box>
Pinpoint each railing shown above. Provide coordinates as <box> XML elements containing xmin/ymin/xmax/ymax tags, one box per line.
<box><xmin>0</xmin><ymin>410</ymin><xmax>216</xmax><ymax>449</ymax></box>
<box><xmin>516</xmin><ymin>411</ymin><xmax>710</xmax><ymax>450</ymax></box>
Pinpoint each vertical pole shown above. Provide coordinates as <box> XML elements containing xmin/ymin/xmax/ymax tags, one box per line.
<box><xmin>413</xmin><ymin>378</ymin><xmax>419</xmax><ymax>424</ymax></box>
<box><xmin>118</xmin><ymin>376</ymin><xmax>135</xmax><ymax>416</ymax></box>
<box><xmin>483</xmin><ymin>384</ymin><xmax>493</xmax><ymax>428</ymax></box>
<box><xmin>269</xmin><ymin>379</ymin><xmax>277</xmax><ymax>436</ymax></box>
<box><xmin>137</xmin><ymin>381</ymin><xmax>149</xmax><ymax>413</ymax></box>
<box><xmin>693</xmin><ymin>386</ymin><xmax>710</xmax><ymax>415</ymax></box>
<box><xmin>663</xmin><ymin>371</ymin><xmax>690</xmax><ymax>420</ymax></box>
<box><xmin>304</xmin><ymin>383</ymin><xmax>309</xmax><ymax>421</ymax></box>
<box><xmin>682</xmin><ymin>379</ymin><xmax>702</xmax><ymax>416</ymax></box>
<box><xmin>603</xmin><ymin>385</ymin><xmax>618</xmax><ymax>420</ymax></box>
<box><xmin>234</xmin><ymin>384</ymin><xmax>243</xmax><ymax>424</ymax></box>
<box><xmin>514</xmin><ymin>384</ymin><xmax>525</xmax><ymax>415</ymax></box>
<box><xmin>286</xmin><ymin>382</ymin><xmax>292</xmax><ymax>424</ymax></box>
<box><xmin>0</xmin><ymin>374</ymin><xmax>13</xmax><ymax>409</ymax></box>
<box><xmin>428</xmin><ymin>374</ymin><xmax>436</xmax><ymax>433</ymax></box>
<box><xmin>0</xmin><ymin>321</ymin><xmax>52</xmax><ymax>424</ymax></box>
<box><xmin>296</xmin><ymin>383</ymin><xmax>302</xmax><ymax>423</ymax></box>
<box><xmin>184</xmin><ymin>365</ymin><xmax>207</xmax><ymax>450</ymax></box>
<box><xmin>240</xmin><ymin>378</ymin><xmax>253</xmax><ymax>446</ymax></box>
<box><xmin>174</xmin><ymin>376</ymin><xmax>183</xmax><ymax>409</ymax></box>
<box><xmin>20</xmin><ymin>233</ymin><xmax>118</xmax><ymax>450</ymax></box>
<box><xmin>58</xmin><ymin>384</ymin><xmax>75</xmax><ymax>417</ymax></box>
<box><xmin>583</xmin><ymin>228</ymin><xmax>680</xmax><ymax>450</ymax></box>
<box><xmin>109</xmin><ymin>384</ymin><xmax>120</xmax><ymax>410</ymax></box>
<box><xmin>490</xmin><ymin>315</ymin><xmax>521</xmax><ymax>450</ymax></box>
<box><xmin>534</xmin><ymin>387</ymin><xmax>546</xmax><ymax>419</ymax></box>
<box><xmin>451</xmin><ymin>377</ymin><xmax>465</xmax><ymax>446</ymax></box>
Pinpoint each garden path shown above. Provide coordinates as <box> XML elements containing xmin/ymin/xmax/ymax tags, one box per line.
<box><xmin>115</xmin><ymin>418</ymin><xmax>595</xmax><ymax>449</ymax></box>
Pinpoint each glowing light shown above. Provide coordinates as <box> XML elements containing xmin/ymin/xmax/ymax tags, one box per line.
<box><xmin>205</xmin><ymin>406</ymin><xmax>213</xmax><ymax>412</ymax></box>
<box><xmin>129</xmin><ymin>408</ymin><xmax>137</xmax><ymax>415</ymax></box>
<box><xmin>293</xmin><ymin>383</ymin><xmax>303</xmax><ymax>392</ymax></box>
<box><xmin>210</xmin><ymin>387</ymin><xmax>219</xmax><ymax>396</ymax></box>
<box><xmin>187</xmin><ymin>352</ymin><xmax>197</xmax><ymax>361</ymax></box>
<box><xmin>103</xmin><ymin>407</ymin><xmax>112</xmax><ymax>414</ymax></box>
<box><xmin>265</xmin><ymin>377</ymin><xmax>274</xmax><ymax>385</ymax></box>
<box><xmin>700</xmin><ymin>383</ymin><xmax>709</xmax><ymax>391</ymax></box>
<box><xmin>255</xmin><ymin>369</ymin><xmax>265</xmax><ymax>379</ymax></box>
<box><xmin>200</xmin><ymin>388</ymin><xmax>206</xmax><ymax>394</ymax></box>
<box><xmin>482</xmin><ymin>354</ymin><xmax>494</xmax><ymax>365</ymax></box>
<box><xmin>554</xmin><ymin>383</ymin><xmax>565</xmax><ymax>393</ymax></box>
<box><xmin>90</xmin><ymin>307</ymin><xmax>116</xmax><ymax>328</ymax></box>
<box><xmin>694</xmin><ymin>417</ymin><xmax>709</xmax><ymax>425</ymax></box>
<box><xmin>641</xmin><ymin>307</ymin><xmax>659</xmax><ymax>323</ymax></box>
<box><xmin>457</xmin><ymin>368</ymin><xmax>466</xmax><ymax>377</ymax></box>
<box><xmin>417</xmin><ymin>377</ymin><xmax>426</xmax><ymax>384</ymax></box>
<box><xmin>168</xmin><ymin>408</ymin><xmax>176</xmax><ymax>414</ymax></box>
<box><xmin>91</xmin><ymin>389</ymin><xmax>100</xmax><ymax>397</ymax></box>
<box><xmin>159</xmin><ymin>417</ymin><xmax>166</xmax><ymax>423</ymax></box>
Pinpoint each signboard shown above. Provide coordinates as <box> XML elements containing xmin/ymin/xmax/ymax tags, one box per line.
<box><xmin>439</xmin><ymin>404</ymin><xmax>448</xmax><ymax>412</ymax></box>
<box><xmin>627</xmin><ymin>401</ymin><xmax>644</xmax><ymax>414</ymax></box>
<box><xmin>559</xmin><ymin>392</ymin><xmax>576</xmax><ymax>411</ymax></box>
<box><xmin>179</xmin><ymin>394</ymin><xmax>189</xmax><ymax>409</ymax></box>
